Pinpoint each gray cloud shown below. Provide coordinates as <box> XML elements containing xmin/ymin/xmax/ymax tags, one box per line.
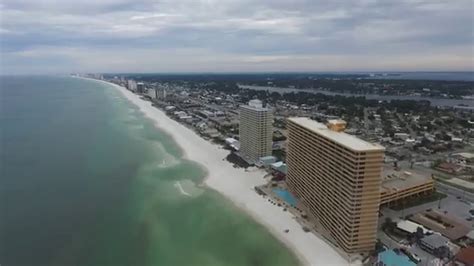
<box><xmin>1</xmin><ymin>0</ymin><xmax>473</xmax><ymax>74</ymax></box>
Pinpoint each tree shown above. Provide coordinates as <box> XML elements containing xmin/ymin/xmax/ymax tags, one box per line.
<box><xmin>414</xmin><ymin>227</ymin><xmax>424</xmax><ymax>242</ymax></box>
<box><xmin>371</xmin><ymin>240</ymin><xmax>386</xmax><ymax>256</ymax></box>
<box><xmin>434</xmin><ymin>246</ymin><xmax>451</xmax><ymax>259</ymax></box>
<box><xmin>382</xmin><ymin>218</ymin><xmax>396</xmax><ymax>232</ymax></box>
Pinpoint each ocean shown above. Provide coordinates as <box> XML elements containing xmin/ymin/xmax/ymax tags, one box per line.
<box><xmin>0</xmin><ymin>76</ymin><xmax>299</xmax><ymax>266</ymax></box>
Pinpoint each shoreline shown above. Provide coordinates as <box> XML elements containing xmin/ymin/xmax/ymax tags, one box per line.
<box><xmin>86</xmin><ymin>77</ymin><xmax>349</xmax><ymax>266</ymax></box>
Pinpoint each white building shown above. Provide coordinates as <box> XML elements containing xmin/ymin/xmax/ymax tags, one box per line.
<box><xmin>239</xmin><ymin>99</ymin><xmax>273</xmax><ymax>164</ymax></box>
<box><xmin>127</xmin><ymin>80</ymin><xmax>137</xmax><ymax>92</ymax></box>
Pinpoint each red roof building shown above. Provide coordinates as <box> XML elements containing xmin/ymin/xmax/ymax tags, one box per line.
<box><xmin>455</xmin><ymin>247</ymin><xmax>474</xmax><ymax>266</ymax></box>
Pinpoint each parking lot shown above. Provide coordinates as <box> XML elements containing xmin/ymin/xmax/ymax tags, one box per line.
<box><xmin>381</xmin><ymin>194</ymin><xmax>473</xmax><ymax>227</ymax></box>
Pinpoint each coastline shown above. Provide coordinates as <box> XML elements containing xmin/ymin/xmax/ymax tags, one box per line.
<box><xmin>87</xmin><ymin>77</ymin><xmax>349</xmax><ymax>266</ymax></box>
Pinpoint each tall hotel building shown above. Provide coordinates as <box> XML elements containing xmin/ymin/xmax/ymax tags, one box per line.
<box><xmin>239</xmin><ymin>100</ymin><xmax>273</xmax><ymax>164</ymax></box>
<box><xmin>286</xmin><ymin>118</ymin><xmax>385</xmax><ymax>253</ymax></box>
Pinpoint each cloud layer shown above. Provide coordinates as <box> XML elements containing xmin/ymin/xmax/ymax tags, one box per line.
<box><xmin>1</xmin><ymin>0</ymin><xmax>473</xmax><ymax>74</ymax></box>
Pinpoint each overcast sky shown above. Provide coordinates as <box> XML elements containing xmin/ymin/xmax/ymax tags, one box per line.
<box><xmin>1</xmin><ymin>0</ymin><xmax>473</xmax><ymax>74</ymax></box>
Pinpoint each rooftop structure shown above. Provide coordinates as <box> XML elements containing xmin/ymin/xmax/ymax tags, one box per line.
<box><xmin>286</xmin><ymin>117</ymin><xmax>385</xmax><ymax>253</ymax></box>
<box><xmin>452</xmin><ymin>152</ymin><xmax>474</xmax><ymax>165</ymax></box>
<box><xmin>396</xmin><ymin>220</ymin><xmax>432</xmax><ymax>235</ymax></box>
<box><xmin>326</xmin><ymin>119</ymin><xmax>347</xmax><ymax>132</ymax></box>
<box><xmin>380</xmin><ymin>167</ymin><xmax>435</xmax><ymax>205</ymax></box>
<box><xmin>420</xmin><ymin>234</ymin><xmax>450</xmax><ymax>253</ymax></box>
<box><xmin>287</xmin><ymin>117</ymin><xmax>384</xmax><ymax>152</ymax></box>
<box><xmin>410</xmin><ymin>210</ymin><xmax>471</xmax><ymax>241</ymax></box>
<box><xmin>248</xmin><ymin>99</ymin><xmax>264</xmax><ymax>109</ymax></box>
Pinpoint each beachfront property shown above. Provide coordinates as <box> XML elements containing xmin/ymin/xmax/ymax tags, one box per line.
<box><xmin>286</xmin><ymin>117</ymin><xmax>385</xmax><ymax>253</ymax></box>
<box><xmin>239</xmin><ymin>100</ymin><xmax>273</xmax><ymax>164</ymax></box>
<box><xmin>419</xmin><ymin>234</ymin><xmax>450</xmax><ymax>254</ymax></box>
<box><xmin>127</xmin><ymin>79</ymin><xmax>137</xmax><ymax>92</ymax></box>
<box><xmin>136</xmin><ymin>82</ymin><xmax>145</xmax><ymax>93</ymax></box>
<box><xmin>380</xmin><ymin>168</ymin><xmax>435</xmax><ymax>206</ymax></box>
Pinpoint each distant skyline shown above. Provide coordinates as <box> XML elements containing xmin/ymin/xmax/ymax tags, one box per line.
<box><xmin>1</xmin><ymin>0</ymin><xmax>473</xmax><ymax>74</ymax></box>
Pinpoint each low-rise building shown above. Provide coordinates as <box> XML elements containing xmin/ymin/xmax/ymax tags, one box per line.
<box><xmin>396</xmin><ymin>220</ymin><xmax>432</xmax><ymax>235</ymax></box>
<box><xmin>256</xmin><ymin>156</ymin><xmax>277</xmax><ymax>167</ymax></box>
<box><xmin>410</xmin><ymin>210</ymin><xmax>471</xmax><ymax>241</ymax></box>
<box><xmin>270</xmin><ymin>161</ymin><xmax>288</xmax><ymax>175</ymax></box>
<box><xmin>380</xmin><ymin>169</ymin><xmax>435</xmax><ymax>206</ymax></box>
<box><xmin>452</xmin><ymin>152</ymin><xmax>474</xmax><ymax>165</ymax></box>
<box><xmin>455</xmin><ymin>247</ymin><xmax>474</xmax><ymax>266</ymax></box>
<box><xmin>436</xmin><ymin>162</ymin><xmax>464</xmax><ymax>174</ymax></box>
<box><xmin>420</xmin><ymin>234</ymin><xmax>450</xmax><ymax>254</ymax></box>
<box><xmin>394</xmin><ymin>133</ymin><xmax>410</xmax><ymax>141</ymax></box>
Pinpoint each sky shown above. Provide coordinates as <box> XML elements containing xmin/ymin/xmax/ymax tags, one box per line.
<box><xmin>1</xmin><ymin>0</ymin><xmax>473</xmax><ymax>74</ymax></box>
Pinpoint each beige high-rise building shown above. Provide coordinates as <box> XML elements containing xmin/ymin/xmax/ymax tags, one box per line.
<box><xmin>239</xmin><ymin>100</ymin><xmax>273</xmax><ymax>164</ymax></box>
<box><xmin>286</xmin><ymin>117</ymin><xmax>385</xmax><ymax>253</ymax></box>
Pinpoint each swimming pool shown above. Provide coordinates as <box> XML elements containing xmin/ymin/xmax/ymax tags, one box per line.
<box><xmin>378</xmin><ymin>249</ymin><xmax>416</xmax><ymax>266</ymax></box>
<box><xmin>273</xmin><ymin>188</ymin><xmax>298</xmax><ymax>207</ymax></box>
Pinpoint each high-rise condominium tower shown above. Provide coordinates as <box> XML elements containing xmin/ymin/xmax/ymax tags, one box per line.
<box><xmin>239</xmin><ymin>100</ymin><xmax>273</xmax><ymax>164</ymax></box>
<box><xmin>286</xmin><ymin>118</ymin><xmax>385</xmax><ymax>253</ymax></box>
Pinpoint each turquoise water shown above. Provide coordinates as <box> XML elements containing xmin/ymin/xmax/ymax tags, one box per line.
<box><xmin>378</xmin><ymin>250</ymin><xmax>416</xmax><ymax>266</ymax></box>
<box><xmin>273</xmin><ymin>188</ymin><xmax>297</xmax><ymax>207</ymax></box>
<box><xmin>0</xmin><ymin>76</ymin><xmax>300</xmax><ymax>266</ymax></box>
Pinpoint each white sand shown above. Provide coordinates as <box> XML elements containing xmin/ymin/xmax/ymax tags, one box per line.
<box><xmin>92</xmin><ymin>78</ymin><xmax>350</xmax><ymax>266</ymax></box>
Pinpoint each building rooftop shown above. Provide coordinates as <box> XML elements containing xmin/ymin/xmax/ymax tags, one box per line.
<box><xmin>327</xmin><ymin>119</ymin><xmax>346</xmax><ymax>124</ymax></box>
<box><xmin>455</xmin><ymin>247</ymin><xmax>474</xmax><ymax>265</ymax></box>
<box><xmin>420</xmin><ymin>234</ymin><xmax>449</xmax><ymax>249</ymax></box>
<box><xmin>381</xmin><ymin>167</ymin><xmax>433</xmax><ymax>192</ymax></box>
<box><xmin>288</xmin><ymin>117</ymin><xmax>385</xmax><ymax>152</ymax></box>
<box><xmin>241</xmin><ymin>99</ymin><xmax>270</xmax><ymax>111</ymax></box>
<box><xmin>396</xmin><ymin>220</ymin><xmax>432</xmax><ymax>234</ymax></box>
<box><xmin>410</xmin><ymin>210</ymin><xmax>471</xmax><ymax>241</ymax></box>
<box><xmin>453</xmin><ymin>152</ymin><xmax>474</xmax><ymax>159</ymax></box>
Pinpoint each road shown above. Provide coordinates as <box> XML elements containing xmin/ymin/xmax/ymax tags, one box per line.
<box><xmin>436</xmin><ymin>182</ymin><xmax>474</xmax><ymax>203</ymax></box>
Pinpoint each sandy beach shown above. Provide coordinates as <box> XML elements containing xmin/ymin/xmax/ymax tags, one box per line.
<box><xmin>93</xmin><ymin>78</ymin><xmax>349</xmax><ymax>266</ymax></box>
